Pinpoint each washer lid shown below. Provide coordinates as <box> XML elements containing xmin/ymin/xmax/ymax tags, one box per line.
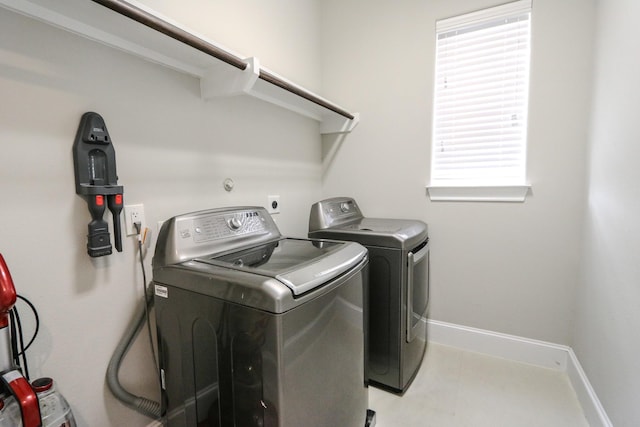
<box><xmin>195</xmin><ymin>238</ymin><xmax>367</xmax><ymax>295</ymax></box>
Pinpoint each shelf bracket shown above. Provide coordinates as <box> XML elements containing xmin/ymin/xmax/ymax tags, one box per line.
<box><xmin>320</xmin><ymin>112</ymin><xmax>360</xmax><ymax>134</ymax></box>
<box><xmin>200</xmin><ymin>57</ymin><xmax>260</xmax><ymax>99</ymax></box>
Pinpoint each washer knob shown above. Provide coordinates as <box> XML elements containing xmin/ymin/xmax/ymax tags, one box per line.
<box><xmin>340</xmin><ymin>202</ymin><xmax>350</xmax><ymax>213</ymax></box>
<box><xmin>228</xmin><ymin>216</ymin><xmax>243</xmax><ymax>230</ymax></box>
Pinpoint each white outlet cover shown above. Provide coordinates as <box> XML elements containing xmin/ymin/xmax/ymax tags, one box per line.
<box><xmin>267</xmin><ymin>195</ymin><xmax>280</xmax><ymax>214</ymax></box>
<box><xmin>124</xmin><ymin>204</ymin><xmax>146</xmax><ymax>236</ymax></box>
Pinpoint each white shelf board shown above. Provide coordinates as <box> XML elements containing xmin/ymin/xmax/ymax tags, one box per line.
<box><xmin>0</xmin><ymin>0</ymin><xmax>358</xmax><ymax>134</ymax></box>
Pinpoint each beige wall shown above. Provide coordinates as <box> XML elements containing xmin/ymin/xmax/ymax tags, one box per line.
<box><xmin>6</xmin><ymin>0</ymin><xmax>635</xmax><ymax>425</ymax></box>
<box><xmin>140</xmin><ymin>0</ymin><xmax>322</xmax><ymax>93</ymax></box>
<box><xmin>0</xmin><ymin>1</ymin><xmax>322</xmax><ymax>425</ymax></box>
<box><xmin>574</xmin><ymin>0</ymin><xmax>640</xmax><ymax>424</ymax></box>
<box><xmin>319</xmin><ymin>0</ymin><xmax>596</xmax><ymax>344</ymax></box>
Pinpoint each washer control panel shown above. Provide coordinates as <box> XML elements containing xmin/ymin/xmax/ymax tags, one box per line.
<box><xmin>193</xmin><ymin>210</ymin><xmax>268</xmax><ymax>243</ymax></box>
<box><xmin>154</xmin><ymin>207</ymin><xmax>281</xmax><ymax>266</ymax></box>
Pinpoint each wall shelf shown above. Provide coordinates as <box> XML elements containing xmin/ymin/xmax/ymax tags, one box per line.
<box><xmin>0</xmin><ymin>0</ymin><xmax>359</xmax><ymax>134</ymax></box>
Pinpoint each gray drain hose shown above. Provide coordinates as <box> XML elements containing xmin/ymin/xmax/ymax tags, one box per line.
<box><xmin>106</xmin><ymin>288</ymin><xmax>161</xmax><ymax>419</ymax></box>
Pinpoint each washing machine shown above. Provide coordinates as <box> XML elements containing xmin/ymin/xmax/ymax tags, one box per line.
<box><xmin>309</xmin><ymin>197</ymin><xmax>430</xmax><ymax>394</ymax></box>
<box><xmin>152</xmin><ymin>206</ymin><xmax>375</xmax><ymax>427</ymax></box>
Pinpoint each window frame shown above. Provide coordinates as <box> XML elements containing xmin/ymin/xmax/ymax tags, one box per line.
<box><xmin>427</xmin><ymin>0</ymin><xmax>532</xmax><ymax>202</ymax></box>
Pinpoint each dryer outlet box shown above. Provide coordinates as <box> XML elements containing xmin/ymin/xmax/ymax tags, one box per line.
<box><xmin>267</xmin><ymin>195</ymin><xmax>280</xmax><ymax>214</ymax></box>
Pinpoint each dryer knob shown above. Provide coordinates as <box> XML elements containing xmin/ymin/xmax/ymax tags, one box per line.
<box><xmin>340</xmin><ymin>202</ymin><xmax>350</xmax><ymax>213</ymax></box>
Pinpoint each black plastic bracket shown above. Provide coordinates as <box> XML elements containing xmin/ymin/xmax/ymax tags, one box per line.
<box><xmin>73</xmin><ymin>112</ymin><xmax>124</xmax><ymax>257</ymax></box>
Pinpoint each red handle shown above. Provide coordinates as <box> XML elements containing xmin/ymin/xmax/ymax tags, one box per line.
<box><xmin>0</xmin><ymin>254</ymin><xmax>17</xmax><ymax>328</ymax></box>
<box><xmin>2</xmin><ymin>370</ymin><xmax>41</xmax><ymax>427</ymax></box>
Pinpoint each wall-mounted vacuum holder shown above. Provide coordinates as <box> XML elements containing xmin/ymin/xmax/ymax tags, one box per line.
<box><xmin>73</xmin><ymin>112</ymin><xmax>124</xmax><ymax>257</ymax></box>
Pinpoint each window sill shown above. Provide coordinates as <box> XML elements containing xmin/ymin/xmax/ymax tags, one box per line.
<box><xmin>426</xmin><ymin>185</ymin><xmax>531</xmax><ymax>202</ymax></box>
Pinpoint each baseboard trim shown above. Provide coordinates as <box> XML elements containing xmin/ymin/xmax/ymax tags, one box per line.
<box><xmin>427</xmin><ymin>319</ymin><xmax>612</xmax><ymax>427</ymax></box>
<box><xmin>565</xmin><ymin>347</ymin><xmax>614</xmax><ymax>427</ymax></box>
<box><xmin>427</xmin><ymin>319</ymin><xmax>568</xmax><ymax>370</ymax></box>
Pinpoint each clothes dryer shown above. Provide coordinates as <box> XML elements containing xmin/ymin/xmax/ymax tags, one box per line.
<box><xmin>309</xmin><ymin>197</ymin><xmax>429</xmax><ymax>394</ymax></box>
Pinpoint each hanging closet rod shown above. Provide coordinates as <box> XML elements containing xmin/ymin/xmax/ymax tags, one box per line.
<box><xmin>91</xmin><ymin>0</ymin><xmax>355</xmax><ymax>120</ymax></box>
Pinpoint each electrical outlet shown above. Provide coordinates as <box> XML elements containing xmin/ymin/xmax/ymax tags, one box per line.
<box><xmin>267</xmin><ymin>195</ymin><xmax>280</xmax><ymax>214</ymax></box>
<box><xmin>124</xmin><ymin>204</ymin><xmax>146</xmax><ymax>236</ymax></box>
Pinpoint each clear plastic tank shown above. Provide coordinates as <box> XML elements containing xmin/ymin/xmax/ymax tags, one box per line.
<box><xmin>0</xmin><ymin>377</ymin><xmax>77</xmax><ymax>427</ymax></box>
<box><xmin>0</xmin><ymin>395</ymin><xmax>22</xmax><ymax>426</ymax></box>
<box><xmin>32</xmin><ymin>377</ymin><xmax>77</xmax><ymax>427</ymax></box>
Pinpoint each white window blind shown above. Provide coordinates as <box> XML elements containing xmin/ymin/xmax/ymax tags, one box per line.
<box><xmin>430</xmin><ymin>0</ymin><xmax>532</xmax><ymax>187</ymax></box>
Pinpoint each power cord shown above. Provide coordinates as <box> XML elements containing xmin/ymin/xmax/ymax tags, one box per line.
<box><xmin>9</xmin><ymin>294</ymin><xmax>40</xmax><ymax>381</ymax></box>
<box><xmin>133</xmin><ymin>222</ymin><xmax>159</xmax><ymax>378</ymax></box>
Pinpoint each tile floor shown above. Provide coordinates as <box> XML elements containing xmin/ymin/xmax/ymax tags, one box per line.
<box><xmin>368</xmin><ymin>343</ymin><xmax>589</xmax><ymax>427</ymax></box>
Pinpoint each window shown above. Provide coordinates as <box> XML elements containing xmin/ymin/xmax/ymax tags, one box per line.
<box><xmin>428</xmin><ymin>0</ymin><xmax>532</xmax><ymax>201</ymax></box>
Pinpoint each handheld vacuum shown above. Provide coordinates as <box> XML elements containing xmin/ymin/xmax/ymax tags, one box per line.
<box><xmin>0</xmin><ymin>254</ymin><xmax>76</xmax><ymax>427</ymax></box>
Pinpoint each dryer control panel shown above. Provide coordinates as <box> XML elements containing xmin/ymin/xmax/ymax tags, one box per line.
<box><xmin>309</xmin><ymin>197</ymin><xmax>364</xmax><ymax>231</ymax></box>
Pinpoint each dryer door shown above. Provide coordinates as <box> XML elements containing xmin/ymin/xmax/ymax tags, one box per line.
<box><xmin>407</xmin><ymin>239</ymin><xmax>430</xmax><ymax>342</ymax></box>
